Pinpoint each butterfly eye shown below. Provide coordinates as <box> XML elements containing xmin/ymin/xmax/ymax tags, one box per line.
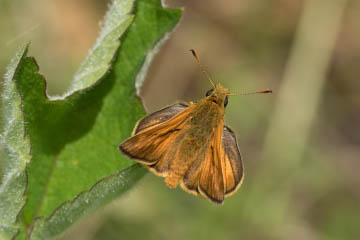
<box><xmin>224</xmin><ymin>96</ymin><xmax>229</xmax><ymax>107</ymax></box>
<box><xmin>206</xmin><ymin>89</ymin><xmax>214</xmax><ymax>97</ymax></box>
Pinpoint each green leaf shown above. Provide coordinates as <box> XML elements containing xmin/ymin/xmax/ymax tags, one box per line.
<box><xmin>0</xmin><ymin>0</ymin><xmax>182</xmax><ymax>239</ymax></box>
<box><xmin>30</xmin><ymin>164</ymin><xmax>147</xmax><ymax>240</ymax></box>
<box><xmin>68</xmin><ymin>0</ymin><xmax>134</xmax><ymax>94</ymax></box>
<box><xmin>0</xmin><ymin>44</ymin><xmax>31</xmax><ymax>240</ymax></box>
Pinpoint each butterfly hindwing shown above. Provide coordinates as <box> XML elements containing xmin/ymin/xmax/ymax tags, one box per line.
<box><xmin>221</xmin><ymin>125</ymin><xmax>243</xmax><ymax>196</ymax></box>
<box><xmin>180</xmin><ymin>154</ymin><xmax>203</xmax><ymax>195</ymax></box>
<box><xmin>134</xmin><ymin>103</ymin><xmax>188</xmax><ymax>134</ymax></box>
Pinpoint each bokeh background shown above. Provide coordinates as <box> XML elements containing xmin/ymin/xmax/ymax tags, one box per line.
<box><xmin>1</xmin><ymin>0</ymin><xmax>359</xmax><ymax>239</ymax></box>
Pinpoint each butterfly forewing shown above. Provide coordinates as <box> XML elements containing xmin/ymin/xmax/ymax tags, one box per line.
<box><xmin>181</xmin><ymin>119</ymin><xmax>226</xmax><ymax>203</ymax></box>
<box><xmin>179</xmin><ymin>121</ymin><xmax>243</xmax><ymax>203</ymax></box>
<box><xmin>198</xmin><ymin>142</ymin><xmax>225</xmax><ymax>204</ymax></box>
<box><xmin>119</xmin><ymin>103</ymin><xmax>194</xmax><ymax>170</ymax></box>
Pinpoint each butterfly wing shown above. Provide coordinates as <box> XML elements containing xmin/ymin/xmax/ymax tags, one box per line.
<box><xmin>198</xmin><ymin>144</ymin><xmax>225</xmax><ymax>203</ymax></box>
<box><xmin>221</xmin><ymin>125</ymin><xmax>244</xmax><ymax>196</ymax></box>
<box><xmin>133</xmin><ymin>103</ymin><xmax>188</xmax><ymax>135</ymax></box>
<box><xmin>119</xmin><ymin>103</ymin><xmax>193</xmax><ymax>175</ymax></box>
<box><xmin>180</xmin><ymin>122</ymin><xmax>243</xmax><ymax>203</ymax></box>
<box><xmin>180</xmin><ymin>119</ymin><xmax>225</xmax><ymax>203</ymax></box>
<box><xmin>120</xmin><ymin>102</ymin><xmax>243</xmax><ymax>203</ymax></box>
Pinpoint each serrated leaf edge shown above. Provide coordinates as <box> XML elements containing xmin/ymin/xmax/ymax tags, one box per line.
<box><xmin>0</xmin><ymin>43</ymin><xmax>31</xmax><ymax>240</ymax></box>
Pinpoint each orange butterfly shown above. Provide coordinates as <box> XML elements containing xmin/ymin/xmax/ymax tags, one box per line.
<box><xmin>119</xmin><ymin>50</ymin><xmax>271</xmax><ymax>204</ymax></box>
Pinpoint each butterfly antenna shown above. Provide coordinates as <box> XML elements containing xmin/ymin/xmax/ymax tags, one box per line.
<box><xmin>227</xmin><ymin>89</ymin><xmax>273</xmax><ymax>96</ymax></box>
<box><xmin>189</xmin><ymin>49</ymin><xmax>215</xmax><ymax>87</ymax></box>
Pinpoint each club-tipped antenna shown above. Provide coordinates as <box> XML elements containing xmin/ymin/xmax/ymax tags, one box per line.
<box><xmin>190</xmin><ymin>49</ymin><xmax>215</xmax><ymax>87</ymax></box>
<box><xmin>227</xmin><ymin>89</ymin><xmax>273</xmax><ymax>96</ymax></box>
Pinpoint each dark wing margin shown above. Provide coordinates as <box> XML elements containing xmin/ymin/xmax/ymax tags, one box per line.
<box><xmin>134</xmin><ymin>103</ymin><xmax>188</xmax><ymax>135</ymax></box>
<box><xmin>222</xmin><ymin>125</ymin><xmax>243</xmax><ymax>196</ymax></box>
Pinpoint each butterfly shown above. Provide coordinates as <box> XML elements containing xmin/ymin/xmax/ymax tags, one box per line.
<box><xmin>119</xmin><ymin>49</ymin><xmax>271</xmax><ymax>204</ymax></box>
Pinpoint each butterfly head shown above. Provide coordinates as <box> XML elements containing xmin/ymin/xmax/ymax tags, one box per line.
<box><xmin>205</xmin><ymin>83</ymin><xmax>230</xmax><ymax>108</ymax></box>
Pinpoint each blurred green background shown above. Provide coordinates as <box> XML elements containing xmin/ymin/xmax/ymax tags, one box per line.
<box><xmin>1</xmin><ymin>0</ymin><xmax>359</xmax><ymax>239</ymax></box>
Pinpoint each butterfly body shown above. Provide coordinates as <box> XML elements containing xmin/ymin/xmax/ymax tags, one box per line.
<box><xmin>119</xmin><ymin>83</ymin><xmax>243</xmax><ymax>204</ymax></box>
